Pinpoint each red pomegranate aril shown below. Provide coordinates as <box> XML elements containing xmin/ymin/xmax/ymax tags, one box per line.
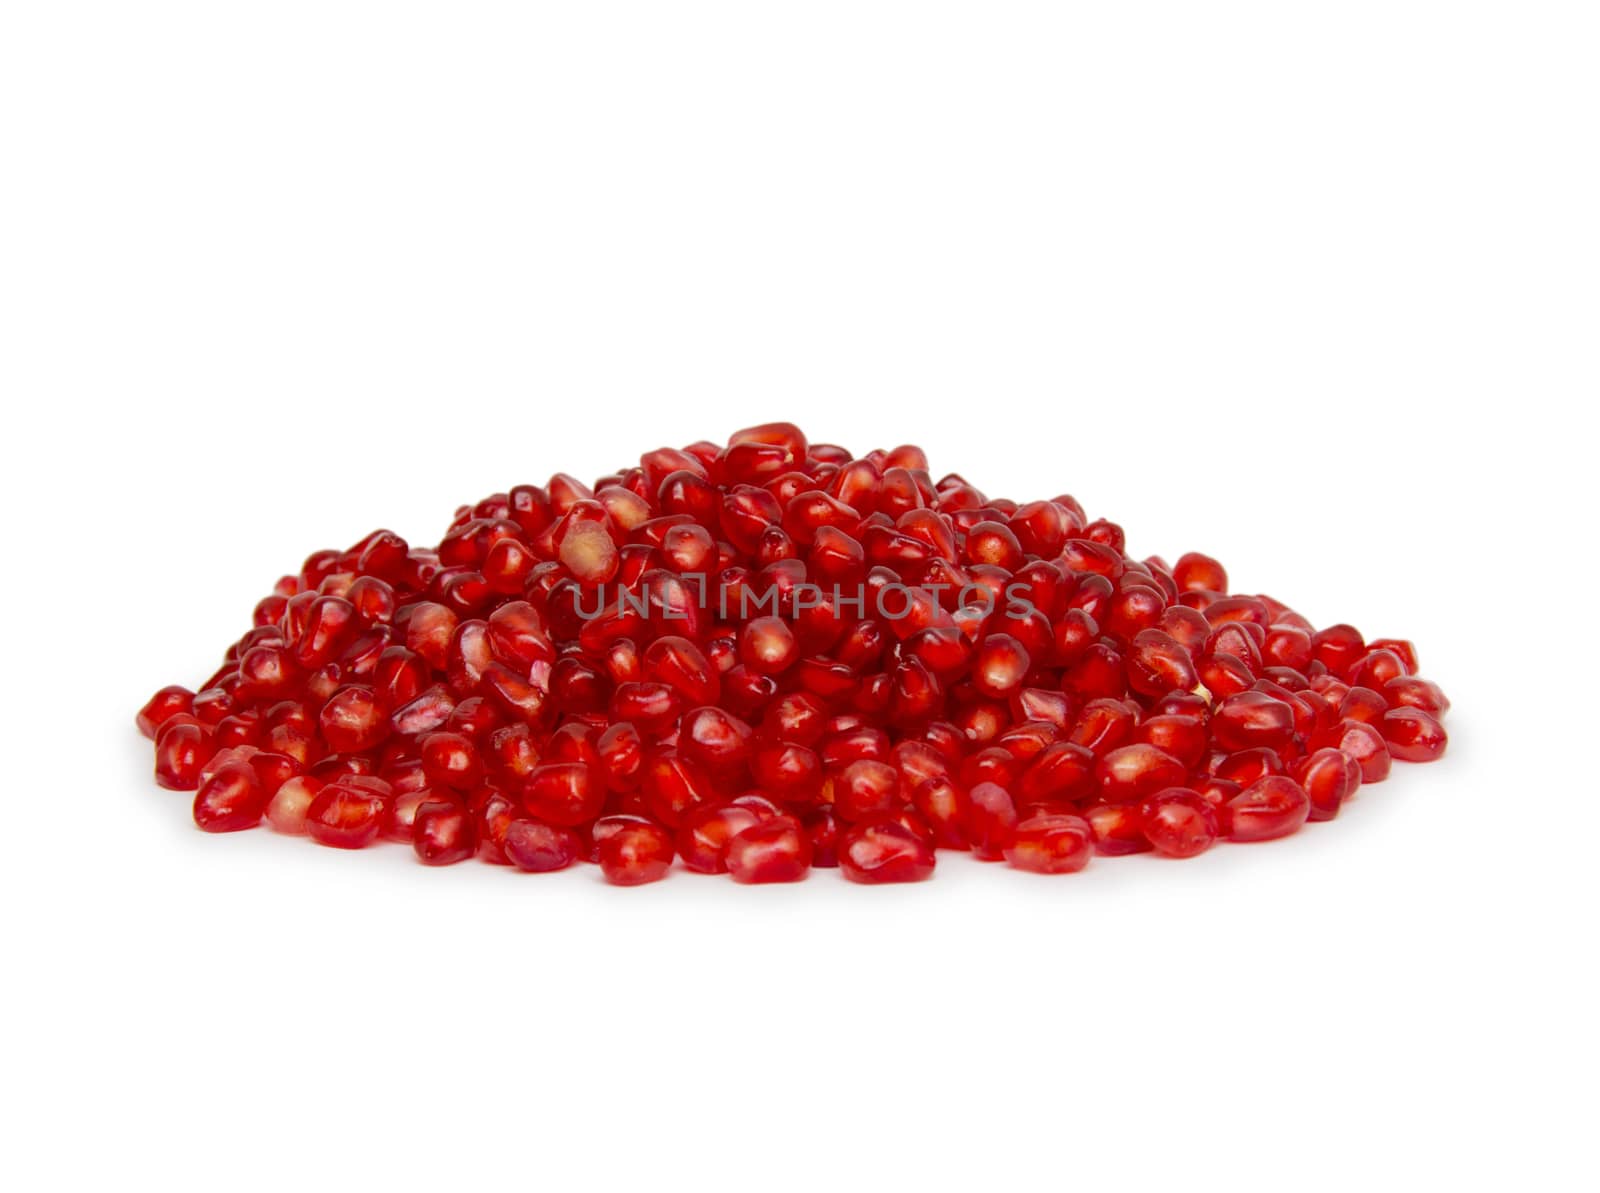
<box><xmin>965</xmin><ymin>781</ymin><xmax>1020</xmax><ymax>860</ymax></box>
<box><xmin>1382</xmin><ymin>674</ymin><xmax>1450</xmax><ymax>715</ymax></box>
<box><xmin>1211</xmin><ymin>747</ymin><xmax>1284</xmax><ymax>786</ymax></box>
<box><xmin>1380</xmin><ymin>708</ymin><xmax>1449</xmax><ymax>762</ymax></box>
<box><xmin>1004</xmin><ymin>813</ymin><xmax>1093</xmax><ymax>873</ymax></box>
<box><xmin>475</xmin><ymin>792</ymin><xmax>520</xmax><ymax>863</ymax></box>
<box><xmin>412</xmin><ymin>799</ymin><xmax>476</xmax><ymax>865</ymax></box>
<box><xmin>262</xmin><ymin>774</ymin><xmax>322</xmax><ymax>833</ymax></box>
<box><xmin>319</xmin><ymin>685</ymin><xmax>390</xmax><ymax>754</ymax></box>
<box><xmin>679</xmin><ymin>705</ymin><xmax>755</xmax><ymax>778</ymax></box>
<box><xmin>1293</xmin><ymin>747</ymin><xmax>1353</xmax><ymax>821</ymax></box>
<box><xmin>1133</xmin><ymin>714</ymin><xmax>1208</xmax><ymax>769</ymax></box>
<box><xmin>1311</xmin><ymin>624</ymin><xmax>1366</xmax><ymax>676</ymax></box>
<box><xmin>305</xmin><ymin>781</ymin><xmax>389</xmax><ymax>849</ymax></box>
<box><xmin>910</xmin><ymin>776</ymin><xmax>970</xmax><ymax>849</ymax></box>
<box><xmin>1225</xmin><ymin>776</ymin><xmax>1311</xmax><ymax>842</ymax></box>
<box><xmin>1318</xmin><ymin>718</ymin><xmax>1393</xmax><ymax>783</ymax></box>
<box><xmin>970</xmin><ymin>634</ymin><xmax>1031</xmax><ymax>698</ymax></box>
<box><xmin>739</xmin><ymin>616</ymin><xmax>799</xmax><ymax>675</ymax></box>
<box><xmin>192</xmin><ymin>760</ymin><xmax>267</xmax><ymax>832</ymax></box>
<box><xmin>1140</xmin><ymin>788</ymin><xmax>1219</xmax><ymax>858</ymax></box>
<box><xmin>1126</xmin><ymin>629</ymin><xmax>1198</xmax><ymax>698</ymax></box>
<box><xmin>1085</xmin><ymin>802</ymin><xmax>1152</xmax><ymax>855</ymax></box>
<box><xmin>833</xmin><ymin>759</ymin><xmax>903</xmax><ymax>823</ymax></box>
<box><xmin>137</xmin><ymin>685</ymin><xmax>195</xmax><ymax>740</ymax></box>
<box><xmin>839</xmin><ymin>819</ymin><xmax>936</xmax><ymax>883</ymax></box>
<box><xmin>502</xmin><ymin>819</ymin><xmax>583</xmax><ymax>872</ymax></box>
<box><xmin>418</xmin><ymin>731</ymin><xmax>485</xmax><ymax>790</ymax></box>
<box><xmin>523</xmin><ymin>762</ymin><xmax>605</xmax><ymax>827</ymax></box>
<box><xmin>596</xmin><ymin>819</ymin><xmax>674</xmax><ymax>885</ymax></box>
<box><xmin>1210</xmin><ymin>690</ymin><xmax>1296</xmax><ymax>753</ymax></box>
<box><xmin>676</xmin><ymin>802</ymin><xmax>771</xmax><ymax>873</ymax></box>
<box><xmin>1096</xmin><ymin>744</ymin><xmax>1188</xmax><ymax>805</ymax></box>
<box><xmin>155</xmin><ymin>721</ymin><xmax>217</xmax><ymax>791</ymax></box>
<box><xmin>725</xmin><ymin>816</ymin><xmax>812</xmax><ymax>883</ymax></box>
<box><xmin>1338</xmin><ymin>686</ymin><xmax>1390</xmax><ymax>726</ymax></box>
<box><xmin>1173</xmin><ymin>553</ymin><xmax>1227</xmax><ymax>594</ymax></box>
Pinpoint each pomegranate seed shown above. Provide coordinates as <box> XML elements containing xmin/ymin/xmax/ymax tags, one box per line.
<box><xmin>319</xmin><ymin>685</ymin><xmax>389</xmax><ymax>754</ymax></box>
<box><xmin>1210</xmin><ymin>690</ymin><xmax>1296</xmax><ymax>753</ymax></box>
<box><xmin>522</xmin><ymin>762</ymin><xmax>605</xmax><ymax>827</ymax></box>
<box><xmin>155</xmin><ymin>721</ymin><xmax>217</xmax><ymax>791</ymax></box>
<box><xmin>834</xmin><ymin>759</ymin><xmax>903</xmax><ymax>823</ymax></box>
<box><xmin>192</xmin><ymin>760</ymin><xmax>266</xmax><ymax>833</ymax></box>
<box><xmin>305</xmin><ymin>778</ymin><xmax>391</xmax><ymax>849</ymax></box>
<box><xmin>965</xmin><ymin>781</ymin><xmax>1020</xmax><ymax>860</ymax></box>
<box><xmin>265</xmin><ymin>775</ymin><xmax>324</xmax><ymax>834</ymax></box>
<box><xmin>1085</xmin><ymin>802</ymin><xmax>1152</xmax><ymax>855</ymax></box>
<box><xmin>1004</xmin><ymin>813</ymin><xmax>1093</xmax><ymax>873</ymax></box>
<box><xmin>419</xmin><ymin>731</ymin><xmax>485</xmax><ymax>789</ymax></box>
<box><xmin>1140</xmin><ymin>788</ymin><xmax>1219</xmax><ymax>858</ymax></box>
<box><xmin>1316</xmin><ymin>719</ymin><xmax>1393</xmax><ymax>783</ymax></box>
<box><xmin>676</xmin><ymin>802</ymin><xmax>771</xmax><ymax>873</ymax></box>
<box><xmin>503</xmin><ymin>819</ymin><xmax>583</xmax><ymax>872</ymax></box>
<box><xmin>1380</xmin><ymin>708</ymin><xmax>1448</xmax><ymax>762</ymax></box>
<box><xmin>839</xmin><ymin>819</ymin><xmax>936</xmax><ymax>883</ymax></box>
<box><xmin>412</xmin><ymin>798</ymin><xmax>476</xmax><ymax>865</ymax></box>
<box><xmin>725</xmin><ymin>816</ymin><xmax>813</xmax><ymax>883</ymax></box>
<box><xmin>137</xmin><ymin>685</ymin><xmax>195</xmax><ymax>740</ymax></box>
<box><xmin>1225</xmin><ymin>776</ymin><xmax>1310</xmax><ymax>842</ymax></box>
<box><xmin>596</xmin><ymin>819</ymin><xmax>674</xmax><ymax>885</ymax></box>
<box><xmin>1096</xmin><ymin>744</ymin><xmax>1188</xmax><ymax>805</ymax></box>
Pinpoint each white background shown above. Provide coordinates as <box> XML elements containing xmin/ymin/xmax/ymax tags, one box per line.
<box><xmin>3</xmin><ymin>3</ymin><xmax>1596</xmax><ymax>1190</ymax></box>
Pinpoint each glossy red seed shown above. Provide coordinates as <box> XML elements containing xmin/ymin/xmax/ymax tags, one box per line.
<box><xmin>726</xmin><ymin>816</ymin><xmax>812</xmax><ymax>883</ymax></box>
<box><xmin>137</xmin><ymin>685</ymin><xmax>195</xmax><ymax>740</ymax></box>
<box><xmin>1380</xmin><ymin>708</ymin><xmax>1448</xmax><ymax>762</ymax></box>
<box><xmin>1004</xmin><ymin>813</ymin><xmax>1093</xmax><ymax>873</ymax></box>
<box><xmin>834</xmin><ymin>759</ymin><xmax>903</xmax><ymax>823</ymax></box>
<box><xmin>1096</xmin><ymin>743</ymin><xmax>1188</xmax><ymax>805</ymax></box>
<box><xmin>155</xmin><ymin>721</ymin><xmax>217</xmax><ymax>791</ymax></box>
<box><xmin>839</xmin><ymin>820</ymin><xmax>936</xmax><ymax>883</ymax></box>
<box><xmin>964</xmin><ymin>781</ymin><xmax>1020</xmax><ymax>860</ymax></box>
<box><xmin>412</xmin><ymin>799</ymin><xmax>476</xmax><ymax>865</ymax></box>
<box><xmin>1292</xmin><ymin>748</ymin><xmax>1353</xmax><ymax>821</ymax></box>
<box><xmin>1140</xmin><ymin>788</ymin><xmax>1219</xmax><ymax>858</ymax></box>
<box><xmin>418</xmin><ymin>731</ymin><xmax>484</xmax><ymax>789</ymax></box>
<box><xmin>1084</xmin><ymin>802</ymin><xmax>1152</xmax><ymax>855</ymax></box>
<box><xmin>596</xmin><ymin>820</ymin><xmax>674</xmax><ymax>885</ymax></box>
<box><xmin>522</xmin><ymin>762</ymin><xmax>605</xmax><ymax>827</ymax></box>
<box><xmin>193</xmin><ymin>760</ymin><xmax>266</xmax><ymax>832</ymax></box>
<box><xmin>1211</xmin><ymin>690</ymin><xmax>1296</xmax><ymax>753</ymax></box>
<box><xmin>1225</xmin><ymin>776</ymin><xmax>1310</xmax><ymax>842</ymax></box>
<box><xmin>264</xmin><ymin>775</ymin><xmax>323</xmax><ymax>834</ymax></box>
<box><xmin>1319</xmin><ymin>719</ymin><xmax>1393</xmax><ymax>783</ymax></box>
<box><xmin>305</xmin><ymin>781</ymin><xmax>390</xmax><ymax>849</ymax></box>
<box><xmin>503</xmin><ymin>819</ymin><xmax>583</xmax><ymax>872</ymax></box>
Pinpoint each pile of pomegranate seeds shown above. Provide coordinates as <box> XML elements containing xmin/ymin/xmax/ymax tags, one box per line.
<box><xmin>138</xmin><ymin>423</ymin><xmax>1449</xmax><ymax>885</ymax></box>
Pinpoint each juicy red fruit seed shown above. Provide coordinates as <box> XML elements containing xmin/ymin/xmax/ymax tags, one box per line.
<box><xmin>1004</xmin><ymin>813</ymin><xmax>1093</xmax><ymax>874</ymax></box>
<box><xmin>140</xmin><ymin>426</ymin><xmax>1451</xmax><ymax>887</ymax></box>
<box><xmin>305</xmin><ymin>778</ymin><xmax>391</xmax><ymax>849</ymax></box>
<box><xmin>193</xmin><ymin>760</ymin><xmax>267</xmax><ymax>832</ymax></box>
<box><xmin>1140</xmin><ymin>788</ymin><xmax>1219</xmax><ymax>859</ymax></box>
<box><xmin>725</xmin><ymin>817</ymin><xmax>813</xmax><ymax>883</ymax></box>
<box><xmin>412</xmin><ymin>799</ymin><xmax>476</xmax><ymax>865</ymax></box>
<box><xmin>1226</xmin><ymin>776</ymin><xmax>1311</xmax><ymax>843</ymax></box>
<box><xmin>596</xmin><ymin>820</ymin><xmax>674</xmax><ymax>886</ymax></box>
<box><xmin>502</xmin><ymin>819</ymin><xmax>583</xmax><ymax>872</ymax></box>
<box><xmin>839</xmin><ymin>820</ymin><xmax>936</xmax><ymax>884</ymax></box>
